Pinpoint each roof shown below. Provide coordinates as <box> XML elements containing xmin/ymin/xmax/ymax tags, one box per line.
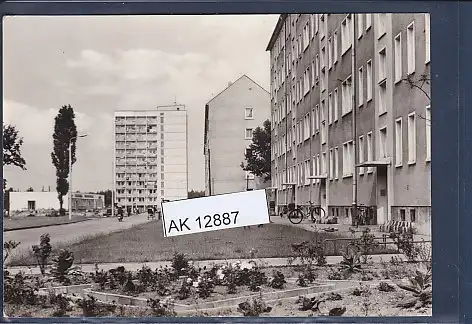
<box><xmin>266</xmin><ymin>14</ymin><xmax>288</xmax><ymax>51</ymax></box>
<box><xmin>205</xmin><ymin>74</ymin><xmax>269</xmax><ymax>106</ymax></box>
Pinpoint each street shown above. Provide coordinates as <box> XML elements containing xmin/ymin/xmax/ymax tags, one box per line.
<box><xmin>3</xmin><ymin>213</ymin><xmax>152</xmax><ymax>258</ymax></box>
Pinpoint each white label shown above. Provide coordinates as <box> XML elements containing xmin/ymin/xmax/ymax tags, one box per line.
<box><xmin>161</xmin><ymin>189</ymin><xmax>269</xmax><ymax>237</ymax></box>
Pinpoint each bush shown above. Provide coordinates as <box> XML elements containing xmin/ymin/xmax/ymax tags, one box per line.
<box><xmin>297</xmin><ymin>296</ymin><xmax>323</xmax><ymax>312</ymax></box>
<box><xmin>351</xmin><ymin>228</ymin><xmax>379</xmax><ymax>264</ymax></box>
<box><xmin>269</xmin><ymin>271</ymin><xmax>286</xmax><ymax>289</ymax></box>
<box><xmin>378</xmin><ymin>282</ymin><xmax>396</xmax><ymax>292</ymax></box>
<box><xmin>171</xmin><ymin>253</ymin><xmax>189</xmax><ymax>277</ymax></box>
<box><xmin>147</xmin><ymin>297</ymin><xmax>176</xmax><ymax>317</ymax></box>
<box><xmin>51</xmin><ymin>293</ymin><xmax>72</xmax><ymax>317</ymax></box>
<box><xmin>4</xmin><ymin>272</ymin><xmax>39</xmax><ymax>305</ymax></box>
<box><xmin>237</xmin><ymin>296</ymin><xmax>272</xmax><ymax>316</ymax></box>
<box><xmin>291</xmin><ymin>241</ymin><xmax>327</xmax><ymax>267</ymax></box>
<box><xmin>196</xmin><ymin>275</ymin><xmax>214</xmax><ymax>299</ymax></box>
<box><xmin>50</xmin><ymin>249</ymin><xmax>76</xmax><ymax>284</ymax></box>
<box><xmin>177</xmin><ymin>279</ymin><xmax>192</xmax><ymax>300</ymax></box>
<box><xmin>32</xmin><ymin>234</ymin><xmax>52</xmax><ymax>275</ymax></box>
<box><xmin>77</xmin><ymin>295</ymin><xmax>116</xmax><ymax>317</ymax></box>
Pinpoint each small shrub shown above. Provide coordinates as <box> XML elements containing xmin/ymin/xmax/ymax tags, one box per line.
<box><xmin>325</xmin><ymin>292</ymin><xmax>342</xmax><ymax>301</ymax></box>
<box><xmin>77</xmin><ymin>295</ymin><xmax>116</xmax><ymax>317</ymax></box>
<box><xmin>122</xmin><ymin>272</ymin><xmax>136</xmax><ymax>293</ymax></box>
<box><xmin>4</xmin><ymin>272</ymin><xmax>39</xmax><ymax>305</ymax></box>
<box><xmin>396</xmin><ymin>263</ymin><xmax>432</xmax><ymax>309</ymax></box>
<box><xmin>378</xmin><ymin>281</ymin><xmax>396</xmax><ymax>292</ymax></box>
<box><xmin>297</xmin><ymin>296</ymin><xmax>324</xmax><ymax>312</ymax></box>
<box><xmin>327</xmin><ymin>267</ymin><xmax>346</xmax><ymax>280</ymax></box>
<box><xmin>171</xmin><ymin>253</ymin><xmax>189</xmax><ymax>277</ymax></box>
<box><xmin>178</xmin><ymin>279</ymin><xmax>192</xmax><ymax>300</ymax></box>
<box><xmin>93</xmin><ymin>270</ymin><xmax>109</xmax><ymax>290</ymax></box>
<box><xmin>237</xmin><ymin>296</ymin><xmax>272</xmax><ymax>316</ymax></box>
<box><xmin>196</xmin><ymin>276</ymin><xmax>214</xmax><ymax>299</ymax></box>
<box><xmin>352</xmin><ymin>228</ymin><xmax>379</xmax><ymax>264</ymax></box>
<box><xmin>32</xmin><ymin>234</ymin><xmax>52</xmax><ymax>275</ymax></box>
<box><xmin>3</xmin><ymin>240</ymin><xmax>20</xmax><ymax>264</ymax></box>
<box><xmin>328</xmin><ymin>306</ymin><xmax>346</xmax><ymax>316</ymax></box>
<box><xmin>109</xmin><ymin>266</ymin><xmax>127</xmax><ymax>287</ymax></box>
<box><xmin>136</xmin><ymin>266</ymin><xmax>155</xmax><ymax>288</ymax></box>
<box><xmin>269</xmin><ymin>271</ymin><xmax>286</xmax><ymax>289</ymax></box>
<box><xmin>51</xmin><ymin>294</ymin><xmax>72</xmax><ymax>317</ymax></box>
<box><xmin>147</xmin><ymin>297</ymin><xmax>176</xmax><ymax>317</ymax></box>
<box><xmin>248</xmin><ymin>268</ymin><xmax>267</xmax><ymax>292</ymax></box>
<box><xmin>291</xmin><ymin>241</ymin><xmax>327</xmax><ymax>267</ymax></box>
<box><xmin>296</xmin><ymin>273</ymin><xmax>308</xmax><ymax>287</ymax></box>
<box><xmin>339</xmin><ymin>249</ymin><xmax>362</xmax><ymax>274</ymax></box>
<box><xmin>50</xmin><ymin>249</ymin><xmax>76</xmax><ymax>284</ymax></box>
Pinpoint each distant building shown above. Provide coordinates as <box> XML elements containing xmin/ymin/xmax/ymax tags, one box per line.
<box><xmin>9</xmin><ymin>192</ymin><xmax>105</xmax><ymax>212</ymax></box>
<box><xmin>114</xmin><ymin>105</ymin><xmax>188</xmax><ymax>212</ymax></box>
<box><xmin>267</xmin><ymin>14</ymin><xmax>431</xmax><ymax>235</ymax></box>
<box><xmin>204</xmin><ymin>75</ymin><xmax>271</xmax><ymax>196</ymax></box>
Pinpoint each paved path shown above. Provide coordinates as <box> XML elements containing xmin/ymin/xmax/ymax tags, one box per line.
<box><xmin>6</xmin><ymin>253</ymin><xmax>404</xmax><ymax>275</ymax></box>
<box><xmin>3</xmin><ymin>214</ymin><xmax>152</xmax><ymax>258</ymax></box>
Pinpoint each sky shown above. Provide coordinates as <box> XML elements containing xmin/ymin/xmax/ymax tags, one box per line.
<box><xmin>3</xmin><ymin>14</ymin><xmax>279</xmax><ymax>193</ymax></box>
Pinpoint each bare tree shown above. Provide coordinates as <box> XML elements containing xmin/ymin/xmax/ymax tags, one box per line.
<box><xmin>402</xmin><ymin>73</ymin><xmax>431</xmax><ymax>124</ymax></box>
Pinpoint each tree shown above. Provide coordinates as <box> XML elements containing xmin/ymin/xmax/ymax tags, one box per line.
<box><xmin>26</xmin><ymin>187</ymin><xmax>34</xmax><ymax>192</ymax></box>
<box><xmin>240</xmin><ymin>119</ymin><xmax>271</xmax><ymax>182</ymax></box>
<box><xmin>51</xmin><ymin>105</ymin><xmax>77</xmax><ymax>215</ymax></box>
<box><xmin>188</xmin><ymin>190</ymin><xmax>205</xmax><ymax>199</ymax></box>
<box><xmin>3</xmin><ymin>123</ymin><xmax>26</xmax><ymax>170</ymax></box>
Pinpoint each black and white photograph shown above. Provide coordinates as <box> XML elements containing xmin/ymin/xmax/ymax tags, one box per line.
<box><xmin>3</xmin><ymin>13</ymin><xmax>432</xmax><ymax>318</ymax></box>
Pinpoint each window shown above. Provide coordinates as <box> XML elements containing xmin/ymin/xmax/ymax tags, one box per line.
<box><xmin>343</xmin><ymin>141</ymin><xmax>354</xmax><ymax>177</ymax></box>
<box><xmin>321</xmin><ymin>152</ymin><xmax>327</xmax><ymax>175</ymax></box>
<box><xmin>395</xmin><ymin>118</ymin><xmax>403</xmax><ymax>167</ymax></box>
<box><xmin>303</xmin><ymin>23</ymin><xmax>310</xmax><ymax>51</ymax></box>
<box><xmin>366</xmin><ymin>14</ymin><xmax>372</xmax><ymax>30</ymax></box>
<box><xmin>320</xmin><ymin>14</ymin><xmax>326</xmax><ymax>40</ymax></box>
<box><xmin>359</xmin><ymin>135</ymin><xmax>365</xmax><ymax>175</ymax></box>
<box><xmin>320</xmin><ymin>69</ymin><xmax>326</xmax><ymax>92</ymax></box>
<box><xmin>378</xmin><ymin>48</ymin><xmax>387</xmax><ymax>82</ymax></box>
<box><xmin>314</xmin><ymin>14</ymin><xmax>319</xmax><ymax>34</ymax></box>
<box><xmin>407</xmin><ymin>22</ymin><xmax>416</xmax><ymax>74</ymax></box>
<box><xmin>367</xmin><ymin>131</ymin><xmax>373</xmax><ymax>173</ymax></box>
<box><xmin>329</xmin><ymin>149</ymin><xmax>334</xmax><ymax>180</ymax></box>
<box><xmin>245</xmin><ymin>107</ymin><xmax>254</xmax><ymax>119</ymax></box>
<box><xmin>394</xmin><ymin>33</ymin><xmax>402</xmax><ymax>83</ymax></box>
<box><xmin>328</xmin><ymin>37</ymin><xmax>333</xmax><ymax>69</ymax></box>
<box><xmin>358</xmin><ymin>66</ymin><xmax>364</xmax><ymax>107</ymax></box>
<box><xmin>410</xmin><ymin>209</ymin><xmax>416</xmax><ymax>222</ymax></box>
<box><xmin>408</xmin><ymin>113</ymin><xmax>417</xmax><ymax>164</ymax></box>
<box><xmin>379</xmin><ymin>80</ymin><xmax>387</xmax><ymax>115</ymax></box>
<box><xmin>315</xmin><ymin>55</ymin><xmax>320</xmax><ymax>79</ymax></box>
<box><xmin>357</xmin><ymin>14</ymin><xmax>364</xmax><ymax>39</ymax></box>
<box><xmin>377</xmin><ymin>14</ymin><xmax>387</xmax><ymax>39</ymax></box>
<box><xmin>425</xmin><ymin>14</ymin><xmax>431</xmax><ymax>64</ymax></box>
<box><xmin>328</xmin><ymin>92</ymin><xmax>333</xmax><ymax>125</ymax></box>
<box><xmin>341</xmin><ymin>14</ymin><xmax>353</xmax><ymax>54</ymax></box>
<box><xmin>316</xmin><ymin>155</ymin><xmax>321</xmax><ymax>183</ymax></box>
<box><xmin>321</xmin><ymin>100</ymin><xmax>327</xmax><ymax>144</ymax></box>
<box><xmin>305</xmin><ymin>161</ymin><xmax>311</xmax><ymax>185</ymax></box>
<box><xmin>303</xmin><ymin>69</ymin><xmax>310</xmax><ymax>96</ymax></box>
<box><xmin>342</xmin><ymin>75</ymin><xmax>353</xmax><ymax>115</ymax></box>
<box><xmin>334</xmin><ymin>88</ymin><xmax>339</xmax><ymax>121</ymax></box>
<box><xmin>425</xmin><ymin>105</ymin><xmax>431</xmax><ymax>161</ymax></box>
<box><xmin>316</xmin><ymin>105</ymin><xmax>320</xmax><ymax>131</ymax></box>
<box><xmin>334</xmin><ymin>147</ymin><xmax>339</xmax><ymax>179</ymax></box>
<box><xmin>333</xmin><ymin>30</ymin><xmax>338</xmax><ymax>63</ymax></box>
<box><xmin>367</xmin><ymin>59</ymin><xmax>373</xmax><ymax>101</ymax></box>
<box><xmin>400</xmin><ymin>209</ymin><xmax>406</xmax><ymax>221</ymax></box>
<box><xmin>379</xmin><ymin>127</ymin><xmax>387</xmax><ymax>159</ymax></box>
<box><xmin>321</xmin><ymin>46</ymin><xmax>326</xmax><ymax>70</ymax></box>
<box><xmin>245</xmin><ymin>128</ymin><xmax>253</xmax><ymax>139</ymax></box>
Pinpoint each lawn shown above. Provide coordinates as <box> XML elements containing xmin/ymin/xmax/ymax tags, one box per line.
<box><xmin>9</xmin><ymin>221</ymin><xmax>396</xmax><ymax>266</ymax></box>
<box><xmin>3</xmin><ymin>215</ymin><xmax>90</xmax><ymax>231</ymax></box>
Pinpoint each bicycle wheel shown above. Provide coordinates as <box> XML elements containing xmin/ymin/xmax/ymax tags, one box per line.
<box><xmin>288</xmin><ymin>209</ymin><xmax>304</xmax><ymax>224</ymax></box>
<box><xmin>311</xmin><ymin>207</ymin><xmax>326</xmax><ymax>222</ymax></box>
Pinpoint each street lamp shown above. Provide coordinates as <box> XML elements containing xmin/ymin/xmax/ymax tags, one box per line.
<box><xmin>69</xmin><ymin>134</ymin><xmax>88</xmax><ymax>220</ymax></box>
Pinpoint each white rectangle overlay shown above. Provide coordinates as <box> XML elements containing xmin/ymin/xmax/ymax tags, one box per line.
<box><xmin>161</xmin><ymin>190</ymin><xmax>270</xmax><ymax>237</ymax></box>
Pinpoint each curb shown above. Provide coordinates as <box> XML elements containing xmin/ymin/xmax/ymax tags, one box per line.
<box><xmin>4</xmin><ymin>217</ymin><xmax>91</xmax><ymax>232</ymax></box>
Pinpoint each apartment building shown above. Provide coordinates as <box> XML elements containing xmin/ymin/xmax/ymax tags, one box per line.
<box><xmin>204</xmin><ymin>75</ymin><xmax>271</xmax><ymax>196</ymax></box>
<box><xmin>114</xmin><ymin>105</ymin><xmax>188</xmax><ymax>212</ymax></box>
<box><xmin>267</xmin><ymin>13</ymin><xmax>431</xmax><ymax>235</ymax></box>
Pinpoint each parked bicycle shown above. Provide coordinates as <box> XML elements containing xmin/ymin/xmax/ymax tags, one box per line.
<box><xmin>288</xmin><ymin>201</ymin><xmax>326</xmax><ymax>224</ymax></box>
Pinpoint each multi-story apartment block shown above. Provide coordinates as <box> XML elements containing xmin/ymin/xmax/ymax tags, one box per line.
<box><xmin>204</xmin><ymin>75</ymin><xmax>271</xmax><ymax>196</ymax></box>
<box><xmin>267</xmin><ymin>14</ymin><xmax>431</xmax><ymax>235</ymax></box>
<box><xmin>114</xmin><ymin>105</ymin><xmax>188</xmax><ymax>212</ymax></box>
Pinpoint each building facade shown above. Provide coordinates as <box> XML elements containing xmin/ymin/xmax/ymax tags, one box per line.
<box><xmin>9</xmin><ymin>192</ymin><xmax>105</xmax><ymax>212</ymax></box>
<box><xmin>204</xmin><ymin>75</ymin><xmax>271</xmax><ymax>196</ymax></box>
<box><xmin>114</xmin><ymin>105</ymin><xmax>188</xmax><ymax>212</ymax></box>
<box><xmin>267</xmin><ymin>14</ymin><xmax>431</xmax><ymax>235</ymax></box>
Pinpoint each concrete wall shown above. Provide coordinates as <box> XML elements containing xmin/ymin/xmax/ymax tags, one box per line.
<box><xmin>205</xmin><ymin>75</ymin><xmax>271</xmax><ymax>195</ymax></box>
<box><xmin>9</xmin><ymin>192</ymin><xmax>69</xmax><ymax>211</ymax></box>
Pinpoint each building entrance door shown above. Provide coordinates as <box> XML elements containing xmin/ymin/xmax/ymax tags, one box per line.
<box><xmin>320</xmin><ymin>179</ymin><xmax>327</xmax><ymax>219</ymax></box>
<box><xmin>27</xmin><ymin>200</ymin><xmax>36</xmax><ymax>210</ymax></box>
<box><xmin>376</xmin><ymin>167</ymin><xmax>388</xmax><ymax>225</ymax></box>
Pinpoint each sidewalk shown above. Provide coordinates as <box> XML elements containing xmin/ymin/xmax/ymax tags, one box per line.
<box><xmin>270</xmin><ymin>216</ymin><xmax>431</xmax><ymax>242</ymax></box>
<box><xmin>6</xmin><ymin>253</ymin><xmax>404</xmax><ymax>275</ymax></box>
